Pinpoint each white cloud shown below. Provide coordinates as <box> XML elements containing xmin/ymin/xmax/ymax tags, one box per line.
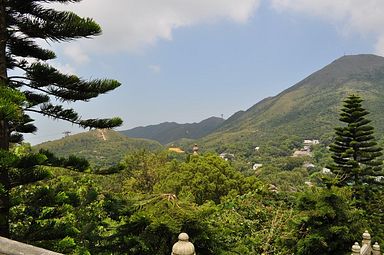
<box><xmin>49</xmin><ymin>0</ymin><xmax>260</xmax><ymax>59</ymax></box>
<box><xmin>51</xmin><ymin>61</ymin><xmax>76</xmax><ymax>75</ymax></box>
<box><xmin>63</xmin><ymin>44</ymin><xmax>90</xmax><ymax>65</ymax></box>
<box><xmin>270</xmin><ymin>0</ymin><xmax>384</xmax><ymax>55</ymax></box>
<box><xmin>148</xmin><ymin>65</ymin><xmax>161</xmax><ymax>74</ymax></box>
<box><xmin>374</xmin><ymin>36</ymin><xmax>384</xmax><ymax>56</ymax></box>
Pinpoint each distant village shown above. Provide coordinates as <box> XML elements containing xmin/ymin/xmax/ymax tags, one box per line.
<box><xmin>167</xmin><ymin>139</ymin><xmax>330</xmax><ymax>172</ymax></box>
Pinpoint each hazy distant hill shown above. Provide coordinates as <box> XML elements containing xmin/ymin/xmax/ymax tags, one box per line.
<box><xmin>200</xmin><ymin>54</ymin><xmax>384</xmax><ymax>153</ymax></box>
<box><xmin>34</xmin><ymin>129</ymin><xmax>162</xmax><ymax>168</ymax></box>
<box><xmin>120</xmin><ymin>116</ymin><xmax>225</xmax><ymax>144</ymax></box>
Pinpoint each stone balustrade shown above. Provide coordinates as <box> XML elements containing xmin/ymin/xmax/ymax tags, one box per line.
<box><xmin>2</xmin><ymin>230</ymin><xmax>382</xmax><ymax>255</ymax></box>
<box><xmin>0</xmin><ymin>236</ymin><xmax>63</xmax><ymax>255</ymax></box>
<box><xmin>351</xmin><ymin>231</ymin><xmax>381</xmax><ymax>255</ymax></box>
<box><xmin>0</xmin><ymin>233</ymin><xmax>197</xmax><ymax>255</ymax></box>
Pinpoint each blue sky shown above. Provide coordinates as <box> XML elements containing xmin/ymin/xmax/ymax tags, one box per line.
<box><xmin>25</xmin><ymin>0</ymin><xmax>382</xmax><ymax>144</ymax></box>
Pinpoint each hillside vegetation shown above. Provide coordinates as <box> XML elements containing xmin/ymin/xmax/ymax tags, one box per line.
<box><xmin>198</xmin><ymin>54</ymin><xmax>384</xmax><ymax>155</ymax></box>
<box><xmin>34</xmin><ymin>129</ymin><xmax>162</xmax><ymax>168</ymax></box>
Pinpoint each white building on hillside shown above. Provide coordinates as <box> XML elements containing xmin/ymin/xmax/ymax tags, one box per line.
<box><xmin>304</xmin><ymin>139</ymin><xmax>319</xmax><ymax>145</ymax></box>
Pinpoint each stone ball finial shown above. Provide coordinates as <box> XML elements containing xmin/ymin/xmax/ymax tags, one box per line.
<box><xmin>178</xmin><ymin>233</ymin><xmax>189</xmax><ymax>241</ymax></box>
<box><xmin>172</xmin><ymin>233</ymin><xmax>196</xmax><ymax>255</ymax></box>
<box><xmin>372</xmin><ymin>242</ymin><xmax>381</xmax><ymax>255</ymax></box>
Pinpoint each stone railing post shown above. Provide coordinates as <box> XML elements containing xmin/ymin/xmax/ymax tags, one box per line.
<box><xmin>171</xmin><ymin>233</ymin><xmax>196</xmax><ymax>255</ymax></box>
<box><xmin>361</xmin><ymin>231</ymin><xmax>372</xmax><ymax>254</ymax></box>
<box><xmin>351</xmin><ymin>231</ymin><xmax>382</xmax><ymax>255</ymax></box>
<box><xmin>352</xmin><ymin>242</ymin><xmax>361</xmax><ymax>255</ymax></box>
<box><xmin>362</xmin><ymin>231</ymin><xmax>372</xmax><ymax>246</ymax></box>
<box><xmin>372</xmin><ymin>242</ymin><xmax>381</xmax><ymax>255</ymax></box>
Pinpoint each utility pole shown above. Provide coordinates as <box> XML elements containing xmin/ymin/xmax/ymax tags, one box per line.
<box><xmin>62</xmin><ymin>131</ymin><xmax>71</xmax><ymax>137</ymax></box>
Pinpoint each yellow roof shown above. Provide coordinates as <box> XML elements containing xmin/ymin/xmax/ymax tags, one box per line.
<box><xmin>168</xmin><ymin>147</ymin><xmax>185</xmax><ymax>153</ymax></box>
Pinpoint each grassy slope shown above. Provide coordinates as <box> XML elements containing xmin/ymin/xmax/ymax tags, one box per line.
<box><xmin>200</xmin><ymin>54</ymin><xmax>384</xmax><ymax>153</ymax></box>
<box><xmin>34</xmin><ymin>129</ymin><xmax>163</xmax><ymax>168</ymax></box>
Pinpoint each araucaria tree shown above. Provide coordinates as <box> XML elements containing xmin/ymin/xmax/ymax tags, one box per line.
<box><xmin>0</xmin><ymin>0</ymin><xmax>122</xmax><ymax>237</ymax></box>
<box><xmin>329</xmin><ymin>95</ymin><xmax>383</xmax><ymax>197</ymax></box>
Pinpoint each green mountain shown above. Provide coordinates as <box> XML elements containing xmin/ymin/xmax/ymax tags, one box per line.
<box><xmin>34</xmin><ymin>54</ymin><xmax>384</xmax><ymax>161</ymax></box>
<box><xmin>200</xmin><ymin>54</ymin><xmax>384</xmax><ymax>154</ymax></box>
<box><xmin>119</xmin><ymin>116</ymin><xmax>224</xmax><ymax>144</ymax></box>
<box><xmin>34</xmin><ymin>129</ymin><xmax>162</xmax><ymax>168</ymax></box>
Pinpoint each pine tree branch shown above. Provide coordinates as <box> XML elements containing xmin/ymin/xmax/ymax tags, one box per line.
<box><xmin>8</xmin><ymin>62</ymin><xmax>28</xmax><ymax>72</ymax></box>
<box><xmin>8</xmin><ymin>75</ymin><xmax>34</xmax><ymax>81</ymax></box>
<box><xmin>24</xmin><ymin>108</ymin><xmax>82</xmax><ymax>125</ymax></box>
<box><xmin>10</xmin><ymin>80</ymin><xmax>54</xmax><ymax>97</ymax></box>
<box><xmin>24</xmin><ymin>108</ymin><xmax>122</xmax><ymax>129</ymax></box>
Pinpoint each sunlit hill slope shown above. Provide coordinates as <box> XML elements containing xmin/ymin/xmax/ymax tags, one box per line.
<box><xmin>200</xmin><ymin>54</ymin><xmax>384</xmax><ymax>153</ymax></box>
<box><xmin>34</xmin><ymin>129</ymin><xmax>162</xmax><ymax>168</ymax></box>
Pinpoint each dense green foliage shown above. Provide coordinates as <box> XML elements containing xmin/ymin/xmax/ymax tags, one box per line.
<box><xmin>0</xmin><ymin>144</ymin><xmax>51</xmax><ymax>235</ymax></box>
<box><xmin>39</xmin><ymin>149</ymin><xmax>90</xmax><ymax>172</ymax></box>
<box><xmin>207</xmin><ymin>192</ymin><xmax>295</xmax><ymax>254</ymax></box>
<box><xmin>11</xmin><ymin>174</ymin><xmax>109</xmax><ymax>254</ymax></box>
<box><xmin>7</xmin><ymin>137</ymin><xmax>384</xmax><ymax>254</ymax></box>
<box><xmin>152</xmin><ymin>154</ymin><xmax>262</xmax><ymax>205</ymax></box>
<box><xmin>288</xmin><ymin>187</ymin><xmax>365</xmax><ymax>255</ymax></box>
<box><xmin>10</xmin><ymin>140</ymin><xmax>381</xmax><ymax>255</ymax></box>
<box><xmin>7</xmin><ymin>151</ymin><xmax>294</xmax><ymax>254</ymax></box>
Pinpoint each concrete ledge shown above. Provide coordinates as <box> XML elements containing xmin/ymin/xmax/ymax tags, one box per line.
<box><xmin>0</xmin><ymin>236</ymin><xmax>63</xmax><ymax>255</ymax></box>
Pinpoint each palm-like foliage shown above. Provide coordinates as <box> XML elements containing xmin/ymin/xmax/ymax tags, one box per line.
<box><xmin>3</xmin><ymin>0</ymin><xmax>122</xmax><ymax>142</ymax></box>
<box><xmin>0</xmin><ymin>0</ymin><xmax>122</xmax><ymax>237</ymax></box>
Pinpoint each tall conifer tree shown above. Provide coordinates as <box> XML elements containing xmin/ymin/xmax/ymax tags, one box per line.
<box><xmin>329</xmin><ymin>95</ymin><xmax>383</xmax><ymax>195</ymax></box>
<box><xmin>0</xmin><ymin>0</ymin><xmax>122</xmax><ymax>236</ymax></box>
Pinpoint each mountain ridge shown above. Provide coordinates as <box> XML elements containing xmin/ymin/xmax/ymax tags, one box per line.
<box><xmin>119</xmin><ymin>116</ymin><xmax>225</xmax><ymax>144</ymax></box>
<box><xmin>198</xmin><ymin>54</ymin><xmax>384</xmax><ymax>154</ymax></box>
<box><xmin>34</xmin><ymin>54</ymin><xmax>384</xmax><ymax>160</ymax></box>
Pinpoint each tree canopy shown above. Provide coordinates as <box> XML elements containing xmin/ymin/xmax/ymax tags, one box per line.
<box><xmin>327</xmin><ymin>94</ymin><xmax>384</xmax><ymax>243</ymax></box>
<box><xmin>328</xmin><ymin>95</ymin><xmax>383</xmax><ymax>190</ymax></box>
<box><xmin>1</xmin><ymin>0</ymin><xmax>123</xmax><ymax>143</ymax></box>
<box><xmin>0</xmin><ymin>0</ymin><xmax>123</xmax><ymax>237</ymax></box>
